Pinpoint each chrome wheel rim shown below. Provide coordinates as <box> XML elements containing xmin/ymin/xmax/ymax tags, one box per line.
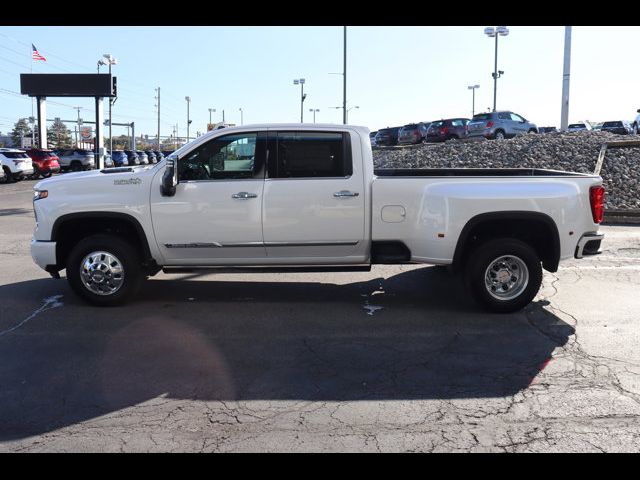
<box><xmin>484</xmin><ymin>255</ymin><xmax>529</xmax><ymax>301</ymax></box>
<box><xmin>496</xmin><ymin>132</ymin><xmax>505</xmax><ymax>140</ymax></box>
<box><xmin>80</xmin><ymin>251</ymin><xmax>125</xmax><ymax>296</ymax></box>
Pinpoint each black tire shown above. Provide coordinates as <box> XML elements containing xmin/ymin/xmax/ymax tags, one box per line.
<box><xmin>3</xmin><ymin>166</ymin><xmax>16</xmax><ymax>183</ymax></box>
<box><xmin>70</xmin><ymin>161</ymin><xmax>82</xmax><ymax>172</ymax></box>
<box><xmin>494</xmin><ymin>130</ymin><xmax>506</xmax><ymax>140</ymax></box>
<box><xmin>464</xmin><ymin>238</ymin><xmax>542</xmax><ymax>313</ymax></box>
<box><xmin>528</xmin><ymin>129</ymin><xmax>537</xmax><ymax>134</ymax></box>
<box><xmin>66</xmin><ymin>233</ymin><xmax>143</xmax><ymax>306</ymax></box>
<box><xmin>41</xmin><ymin>171</ymin><xmax>52</xmax><ymax>178</ymax></box>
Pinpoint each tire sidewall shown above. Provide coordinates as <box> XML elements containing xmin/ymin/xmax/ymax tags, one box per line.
<box><xmin>465</xmin><ymin>238</ymin><xmax>543</xmax><ymax>313</ymax></box>
<box><xmin>66</xmin><ymin>234</ymin><xmax>142</xmax><ymax>306</ymax></box>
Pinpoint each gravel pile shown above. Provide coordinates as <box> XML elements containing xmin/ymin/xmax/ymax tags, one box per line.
<box><xmin>373</xmin><ymin>131</ymin><xmax>640</xmax><ymax>209</ymax></box>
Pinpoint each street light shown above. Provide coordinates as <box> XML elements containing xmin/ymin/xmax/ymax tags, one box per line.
<box><xmin>308</xmin><ymin>108</ymin><xmax>320</xmax><ymax>123</ymax></box>
<box><xmin>239</xmin><ymin>108</ymin><xmax>243</xmax><ymax>125</ymax></box>
<box><xmin>208</xmin><ymin>108</ymin><xmax>216</xmax><ymax>125</ymax></box>
<box><xmin>293</xmin><ymin>78</ymin><xmax>306</xmax><ymax>123</ymax></box>
<box><xmin>101</xmin><ymin>54</ymin><xmax>117</xmax><ymax>157</ymax></box>
<box><xmin>484</xmin><ymin>26</ymin><xmax>509</xmax><ymax>111</ymax></box>
<box><xmin>467</xmin><ymin>85</ymin><xmax>480</xmax><ymax>117</ymax></box>
<box><xmin>185</xmin><ymin>96</ymin><xmax>191</xmax><ymax>142</ymax></box>
<box><xmin>346</xmin><ymin>105</ymin><xmax>359</xmax><ymax>123</ymax></box>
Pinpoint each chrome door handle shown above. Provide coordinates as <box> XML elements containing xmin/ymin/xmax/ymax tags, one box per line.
<box><xmin>232</xmin><ymin>192</ymin><xmax>258</xmax><ymax>199</ymax></box>
<box><xmin>333</xmin><ymin>190</ymin><xmax>359</xmax><ymax>198</ymax></box>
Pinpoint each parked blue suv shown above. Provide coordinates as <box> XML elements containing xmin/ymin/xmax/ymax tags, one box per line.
<box><xmin>110</xmin><ymin>150</ymin><xmax>129</xmax><ymax>167</ymax></box>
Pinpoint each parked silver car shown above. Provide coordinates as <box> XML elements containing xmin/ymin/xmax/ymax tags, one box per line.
<box><xmin>57</xmin><ymin>148</ymin><xmax>95</xmax><ymax>172</ymax></box>
<box><xmin>467</xmin><ymin>111</ymin><xmax>538</xmax><ymax>140</ymax></box>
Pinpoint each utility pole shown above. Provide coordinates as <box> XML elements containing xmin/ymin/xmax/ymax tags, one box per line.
<box><xmin>560</xmin><ymin>26</ymin><xmax>572</xmax><ymax>131</ymax></box>
<box><xmin>155</xmin><ymin>87</ymin><xmax>161</xmax><ymax>150</ymax></box>
<box><xmin>343</xmin><ymin>26</ymin><xmax>347</xmax><ymax>125</ymax></box>
<box><xmin>74</xmin><ymin>106</ymin><xmax>81</xmax><ymax>147</ymax></box>
<box><xmin>185</xmin><ymin>96</ymin><xmax>191</xmax><ymax>142</ymax></box>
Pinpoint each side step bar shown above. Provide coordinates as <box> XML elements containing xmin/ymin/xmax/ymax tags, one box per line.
<box><xmin>162</xmin><ymin>265</ymin><xmax>372</xmax><ymax>274</ymax></box>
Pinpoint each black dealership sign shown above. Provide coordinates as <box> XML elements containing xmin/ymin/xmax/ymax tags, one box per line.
<box><xmin>20</xmin><ymin>74</ymin><xmax>116</xmax><ymax>97</ymax></box>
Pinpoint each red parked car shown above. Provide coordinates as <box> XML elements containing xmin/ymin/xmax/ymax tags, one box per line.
<box><xmin>426</xmin><ymin>118</ymin><xmax>470</xmax><ymax>142</ymax></box>
<box><xmin>26</xmin><ymin>149</ymin><xmax>61</xmax><ymax>178</ymax></box>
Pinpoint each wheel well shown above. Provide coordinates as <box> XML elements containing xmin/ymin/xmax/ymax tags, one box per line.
<box><xmin>452</xmin><ymin>212</ymin><xmax>560</xmax><ymax>273</ymax></box>
<box><xmin>52</xmin><ymin>214</ymin><xmax>155</xmax><ymax>273</ymax></box>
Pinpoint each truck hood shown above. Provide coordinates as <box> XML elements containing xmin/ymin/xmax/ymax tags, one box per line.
<box><xmin>33</xmin><ymin>163</ymin><xmax>160</xmax><ymax>191</ymax></box>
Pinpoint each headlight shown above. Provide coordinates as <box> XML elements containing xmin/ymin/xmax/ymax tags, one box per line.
<box><xmin>33</xmin><ymin>190</ymin><xmax>48</xmax><ymax>201</ymax></box>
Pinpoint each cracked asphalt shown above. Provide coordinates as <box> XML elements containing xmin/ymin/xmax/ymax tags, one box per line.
<box><xmin>1</xmin><ymin>179</ymin><xmax>640</xmax><ymax>452</ymax></box>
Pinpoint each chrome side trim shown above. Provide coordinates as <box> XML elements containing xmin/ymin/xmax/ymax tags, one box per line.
<box><xmin>164</xmin><ymin>242</ymin><xmax>223</xmax><ymax>248</ymax></box>
<box><xmin>265</xmin><ymin>241</ymin><xmax>359</xmax><ymax>247</ymax></box>
<box><xmin>164</xmin><ymin>241</ymin><xmax>359</xmax><ymax>249</ymax></box>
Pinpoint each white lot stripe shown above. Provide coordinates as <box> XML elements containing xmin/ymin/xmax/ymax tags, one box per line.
<box><xmin>564</xmin><ymin>265</ymin><xmax>640</xmax><ymax>270</ymax></box>
<box><xmin>0</xmin><ymin>295</ymin><xmax>63</xmax><ymax>338</ymax></box>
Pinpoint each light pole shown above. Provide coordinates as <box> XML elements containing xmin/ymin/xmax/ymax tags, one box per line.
<box><xmin>484</xmin><ymin>26</ymin><xmax>509</xmax><ymax>112</ymax></box>
<box><xmin>208</xmin><ymin>108</ymin><xmax>216</xmax><ymax>125</ymax></box>
<box><xmin>467</xmin><ymin>85</ymin><xmax>480</xmax><ymax>117</ymax></box>
<box><xmin>185</xmin><ymin>96</ymin><xmax>191</xmax><ymax>142</ymax></box>
<box><xmin>239</xmin><ymin>108</ymin><xmax>243</xmax><ymax>125</ymax></box>
<box><xmin>346</xmin><ymin>105</ymin><xmax>359</xmax><ymax>124</ymax></box>
<box><xmin>293</xmin><ymin>78</ymin><xmax>306</xmax><ymax>123</ymax></box>
<box><xmin>309</xmin><ymin>108</ymin><xmax>320</xmax><ymax>123</ymax></box>
<box><xmin>102</xmin><ymin>54</ymin><xmax>117</xmax><ymax>154</ymax></box>
<box><xmin>155</xmin><ymin>87</ymin><xmax>160</xmax><ymax>151</ymax></box>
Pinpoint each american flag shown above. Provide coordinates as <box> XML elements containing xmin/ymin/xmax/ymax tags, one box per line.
<box><xmin>32</xmin><ymin>44</ymin><xmax>46</xmax><ymax>61</ymax></box>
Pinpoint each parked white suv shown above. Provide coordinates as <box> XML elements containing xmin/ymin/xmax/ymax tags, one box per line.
<box><xmin>633</xmin><ymin>109</ymin><xmax>640</xmax><ymax>134</ymax></box>
<box><xmin>1</xmin><ymin>148</ymin><xmax>34</xmax><ymax>182</ymax></box>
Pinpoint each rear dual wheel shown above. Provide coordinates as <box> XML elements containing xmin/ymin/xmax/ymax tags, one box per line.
<box><xmin>464</xmin><ymin>238</ymin><xmax>542</xmax><ymax>313</ymax></box>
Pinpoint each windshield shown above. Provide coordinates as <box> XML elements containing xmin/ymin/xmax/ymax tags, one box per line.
<box><xmin>472</xmin><ymin>113</ymin><xmax>492</xmax><ymax>121</ymax></box>
<box><xmin>603</xmin><ymin>121</ymin><xmax>621</xmax><ymax>127</ymax></box>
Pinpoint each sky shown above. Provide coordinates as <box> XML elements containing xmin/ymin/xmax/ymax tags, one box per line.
<box><xmin>1</xmin><ymin>26</ymin><xmax>639</xmax><ymax>140</ymax></box>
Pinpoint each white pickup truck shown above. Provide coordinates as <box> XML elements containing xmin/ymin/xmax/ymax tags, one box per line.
<box><xmin>30</xmin><ymin>124</ymin><xmax>605</xmax><ymax>312</ymax></box>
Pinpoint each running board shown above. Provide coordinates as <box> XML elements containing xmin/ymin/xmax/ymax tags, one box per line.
<box><xmin>162</xmin><ymin>265</ymin><xmax>372</xmax><ymax>274</ymax></box>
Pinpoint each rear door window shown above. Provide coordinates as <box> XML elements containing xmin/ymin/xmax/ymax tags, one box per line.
<box><xmin>269</xmin><ymin>131</ymin><xmax>352</xmax><ymax>179</ymax></box>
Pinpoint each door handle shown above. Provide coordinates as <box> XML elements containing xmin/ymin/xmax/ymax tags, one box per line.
<box><xmin>232</xmin><ymin>192</ymin><xmax>258</xmax><ymax>199</ymax></box>
<box><xmin>333</xmin><ymin>190</ymin><xmax>359</xmax><ymax>198</ymax></box>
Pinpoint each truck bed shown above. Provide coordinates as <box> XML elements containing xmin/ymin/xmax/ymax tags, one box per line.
<box><xmin>374</xmin><ymin>167</ymin><xmax>594</xmax><ymax>177</ymax></box>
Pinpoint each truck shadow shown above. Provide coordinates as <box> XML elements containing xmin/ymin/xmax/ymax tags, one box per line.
<box><xmin>0</xmin><ymin>266</ymin><xmax>573</xmax><ymax>441</ymax></box>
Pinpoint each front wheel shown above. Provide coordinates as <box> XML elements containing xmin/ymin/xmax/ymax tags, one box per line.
<box><xmin>494</xmin><ymin>130</ymin><xmax>506</xmax><ymax>140</ymax></box>
<box><xmin>66</xmin><ymin>234</ymin><xmax>143</xmax><ymax>306</ymax></box>
<box><xmin>464</xmin><ymin>238</ymin><xmax>542</xmax><ymax>313</ymax></box>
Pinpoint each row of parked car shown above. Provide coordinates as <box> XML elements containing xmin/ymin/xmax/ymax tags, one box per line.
<box><xmin>0</xmin><ymin>147</ymin><xmax>174</xmax><ymax>183</ymax></box>
<box><xmin>371</xmin><ymin>110</ymin><xmax>539</xmax><ymax>146</ymax></box>
<box><xmin>372</xmin><ymin>110</ymin><xmax>640</xmax><ymax>147</ymax></box>
<box><xmin>539</xmin><ymin>120</ymin><xmax>637</xmax><ymax>135</ymax></box>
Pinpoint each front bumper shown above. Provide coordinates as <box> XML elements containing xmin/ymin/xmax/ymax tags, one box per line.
<box><xmin>575</xmin><ymin>232</ymin><xmax>605</xmax><ymax>259</ymax></box>
<box><xmin>31</xmin><ymin>239</ymin><xmax>57</xmax><ymax>270</ymax></box>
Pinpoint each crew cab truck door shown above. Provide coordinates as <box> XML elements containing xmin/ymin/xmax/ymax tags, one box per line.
<box><xmin>150</xmin><ymin>131</ymin><xmax>267</xmax><ymax>264</ymax></box>
<box><xmin>262</xmin><ymin>130</ymin><xmax>367</xmax><ymax>262</ymax></box>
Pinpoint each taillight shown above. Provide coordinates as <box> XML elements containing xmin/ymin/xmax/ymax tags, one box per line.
<box><xmin>439</xmin><ymin>126</ymin><xmax>448</xmax><ymax>135</ymax></box>
<box><xmin>589</xmin><ymin>185</ymin><xmax>605</xmax><ymax>224</ymax></box>
<box><xmin>486</xmin><ymin>121</ymin><xmax>494</xmax><ymax>128</ymax></box>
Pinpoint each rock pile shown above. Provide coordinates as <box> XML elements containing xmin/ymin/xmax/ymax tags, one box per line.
<box><xmin>373</xmin><ymin>131</ymin><xmax>640</xmax><ymax>209</ymax></box>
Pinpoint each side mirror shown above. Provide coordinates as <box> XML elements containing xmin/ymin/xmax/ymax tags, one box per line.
<box><xmin>160</xmin><ymin>158</ymin><xmax>178</xmax><ymax>197</ymax></box>
<box><xmin>637</xmin><ymin>109</ymin><xmax>640</xmax><ymax>113</ymax></box>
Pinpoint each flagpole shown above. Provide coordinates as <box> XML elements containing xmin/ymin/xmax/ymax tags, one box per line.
<box><xmin>30</xmin><ymin>44</ymin><xmax>35</xmax><ymax>149</ymax></box>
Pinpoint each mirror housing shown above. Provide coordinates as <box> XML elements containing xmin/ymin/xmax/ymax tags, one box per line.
<box><xmin>160</xmin><ymin>158</ymin><xmax>178</xmax><ymax>196</ymax></box>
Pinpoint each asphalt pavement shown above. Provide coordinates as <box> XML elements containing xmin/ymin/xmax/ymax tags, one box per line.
<box><xmin>1</xmin><ymin>178</ymin><xmax>639</xmax><ymax>452</ymax></box>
